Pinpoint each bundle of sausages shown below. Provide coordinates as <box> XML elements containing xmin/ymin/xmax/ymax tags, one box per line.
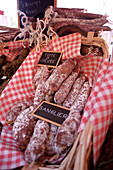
<box><xmin>0</xmin><ymin>26</ymin><xmax>20</xmax><ymax>43</ymax></box>
<box><xmin>8</xmin><ymin>58</ymin><xmax>91</xmax><ymax>163</ymax></box>
<box><xmin>45</xmin><ymin>6</ymin><xmax>111</xmax><ymax>37</ymax></box>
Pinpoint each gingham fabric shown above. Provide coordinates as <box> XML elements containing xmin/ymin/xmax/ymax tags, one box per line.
<box><xmin>89</xmin><ymin>60</ymin><xmax>113</xmax><ymax>165</ymax></box>
<box><xmin>8</xmin><ymin>40</ymin><xmax>29</xmax><ymax>51</ymax></box>
<box><xmin>0</xmin><ymin>125</ymin><xmax>26</xmax><ymax>169</ymax></box>
<box><xmin>0</xmin><ymin>32</ymin><xmax>110</xmax><ymax>169</ymax></box>
<box><xmin>79</xmin><ymin>57</ymin><xmax>109</xmax><ymax>131</ymax></box>
<box><xmin>51</xmin><ymin>33</ymin><xmax>81</xmax><ymax>59</ymax></box>
<box><xmin>0</xmin><ymin>40</ymin><xmax>29</xmax><ymax>62</ymax></box>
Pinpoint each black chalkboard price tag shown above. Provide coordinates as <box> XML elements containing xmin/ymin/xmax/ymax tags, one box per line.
<box><xmin>38</xmin><ymin>51</ymin><xmax>62</xmax><ymax>68</ymax></box>
<box><xmin>32</xmin><ymin>101</ymin><xmax>71</xmax><ymax>127</ymax></box>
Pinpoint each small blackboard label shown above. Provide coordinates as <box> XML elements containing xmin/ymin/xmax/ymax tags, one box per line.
<box><xmin>19</xmin><ymin>0</ymin><xmax>54</xmax><ymax>17</ymax></box>
<box><xmin>38</xmin><ymin>51</ymin><xmax>62</xmax><ymax>68</ymax></box>
<box><xmin>32</xmin><ymin>101</ymin><xmax>70</xmax><ymax>126</ymax></box>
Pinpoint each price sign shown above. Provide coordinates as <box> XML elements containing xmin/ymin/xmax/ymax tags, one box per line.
<box><xmin>32</xmin><ymin>101</ymin><xmax>71</xmax><ymax>126</ymax></box>
<box><xmin>38</xmin><ymin>51</ymin><xmax>62</xmax><ymax>68</ymax></box>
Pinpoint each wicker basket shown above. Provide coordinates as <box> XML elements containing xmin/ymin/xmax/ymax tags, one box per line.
<box><xmin>73</xmin><ymin>120</ymin><xmax>93</xmax><ymax>170</ymax></box>
<box><xmin>81</xmin><ymin>32</ymin><xmax>109</xmax><ymax>59</ymax></box>
<box><xmin>21</xmin><ymin>32</ymin><xmax>109</xmax><ymax>170</ymax></box>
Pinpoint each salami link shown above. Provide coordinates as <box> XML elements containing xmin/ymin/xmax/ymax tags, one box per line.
<box><xmin>52</xmin><ymin>21</ymin><xmax>111</xmax><ymax>37</ymax></box>
<box><xmin>13</xmin><ymin>106</ymin><xmax>36</xmax><ymax>151</ymax></box>
<box><xmin>63</xmin><ymin>75</ymin><xmax>86</xmax><ymax>108</ymax></box>
<box><xmin>70</xmin><ymin>81</ymin><xmax>90</xmax><ymax>112</ymax></box>
<box><xmin>50</xmin><ymin>15</ymin><xmax>108</xmax><ymax>26</ymax></box>
<box><xmin>34</xmin><ymin>66</ymin><xmax>50</xmax><ymax>108</ymax></box>
<box><xmin>33</xmin><ymin>66</ymin><xmax>50</xmax><ymax>87</ymax></box>
<box><xmin>45</xmin><ymin>59</ymin><xmax>76</xmax><ymax>95</ymax></box>
<box><xmin>54</xmin><ymin>67</ymin><xmax>80</xmax><ymax>104</ymax></box>
<box><xmin>34</xmin><ymin>83</ymin><xmax>47</xmax><ymax>107</ymax></box>
<box><xmin>25</xmin><ymin>120</ymin><xmax>49</xmax><ymax>163</ymax></box>
<box><xmin>46</xmin><ymin>124</ymin><xmax>58</xmax><ymax>155</ymax></box>
<box><xmin>54</xmin><ymin>110</ymin><xmax>81</xmax><ymax>153</ymax></box>
<box><xmin>6</xmin><ymin>99</ymin><xmax>33</xmax><ymax>124</ymax></box>
<box><xmin>52</xmin><ymin>7</ymin><xmax>103</xmax><ymax>19</ymax></box>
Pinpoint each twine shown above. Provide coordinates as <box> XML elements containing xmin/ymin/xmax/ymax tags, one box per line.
<box><xmin>14</xmin><ymin>7</ymin><xmax>59</xmax><ymax>51</ymax></box>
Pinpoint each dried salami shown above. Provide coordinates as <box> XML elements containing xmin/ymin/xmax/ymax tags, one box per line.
<box><xmin>33</xmin><ymin>66</ymin><xmax>50</xmax><ymax>87</ymax></box>
<box><xmin>6</xmin><ymin>99</ymin><xmax>33</xmax><ymax>124</ymax></box>
<box><xmin>63</xmin><ymin>75</ymin><xmax>86</xmax><ymax>108</ymax></box>
<box><xmin>25</xmin><ymin>120</ymin><xmax>49</xmax><ymax>163</ymax></box>
<box><xmin>13</xmin><ymin>106</ymin><xmax>36</xmax><ymax>152</ymax></box>
<box><xmin>34</xmin><ymin>66</ymin><xmax>50</xmax><ymax>107</ymax></box>
<box><xmin>45</xmin><ymin>59</ymin><xmax>76</xmax><ymax>96</ymax></box>
<box><xmin>54</xmin><ymin>67</ymin><xmax>80</xmax><ymax>104</ymax></box>
<box><xmin>54</xmin><ymin>110</ymin><xmax>81</xmax><ymax>153</ymax></box>
<box><xmin>50</xmin><ymin>15</ymin><xmax>108</xmax><ymax>26</ymax></box>
<box><xmin>46</xmin><ymin>124</ymin><xmax>58</xmax><ymax>155</ymax></box>
<box><xmin>70</xmin><ymin>81</ymin><xmax>90</xmax><ymax>112</ymax></box>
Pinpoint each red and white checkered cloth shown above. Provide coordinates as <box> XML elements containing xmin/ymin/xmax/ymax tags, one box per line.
<box><xmin>0</xmin><ymin>32</ymin><xmax>110</xmax><ymax>169</ymax></box>
<box><xmin>89</xmin><ymin>60</ymin><xmax>113</xmax><ymax>166</ymax></box>
<box><xmin>78</xmin><ymin>56</ymin><xmax>112</xmax><ymax>165</ymax></box>
<box><xmin>0</xmin><ymin>125</ymin><xmax>26</xmax><ymax>169</ymax></box>
<box><xmin>0</xmin><ymin>40</ymin><xmax>29</xmax><ymax>61</ymax></box>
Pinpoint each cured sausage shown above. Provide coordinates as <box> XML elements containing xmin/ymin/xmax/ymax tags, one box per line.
<box><xmin>54</xmin><ymin>110</ymin><xmax>81</xmax><ymax>153</ymax></box>
<box><xmin>6</xmin><ymin>99</ymin><xmax>33</xmax><ymax>124</ymax></box>
<box><xmin>46</xmin><ymin>124</ymin><xmax>58</xmax><ymax>155</ymax></box>
<box><xmin>13</xmin><ymin>106</ymin><xmax>36</xmax><ymax>151</ymax></box>
<box><xmin>54</xmin><ymin>67</ymin><xmax>80</xmax><ymax>104</ymax></box>
<box><xmin>63</xmin><ymin>75</ymin><xmax>86</xmax><ymax>108</ymax></box>
<box><xmin>25</xmin><ymin>119</ymin><xmax>49</xmax><ymax>163</ymax></box>
<box><xmin>34</xmin><ymin>66</ymin><xmax>50</xmax><ymax>108</ymax></box>
<box><xmin>51</xmin><ymin>7</ymin><xmax>103</xmax><ymax>19</ymax></box>
<box><xmin>70</xmin><ymin>81</ymin><xmax>90</xmax><ymax>112</ymax></box>
<box><xmin>52</xmin><ymin>22</ymin><xmax>111</xmax><ymax>37</ymax></box>
<box><xmin>45</xmin><ymin>59</ymin><xmax>76</xmax><ymax>96</ymax></box>
<box><xmin>33</xmin><ymin>66</ymin><xmax>50</xmax><ymax>87</ymax></box>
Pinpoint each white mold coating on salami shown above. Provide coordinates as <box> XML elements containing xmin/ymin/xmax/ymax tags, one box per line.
<box><xmin>54</xmin><ymin>67</ymin><xmax>80</xmax><ymax>104</ymax></box>
<box><xmin>34</xmin><ymin>66</ymin><xmax>50</xmax><ymax>107</ymax></box>
<box><xmin>34</xmin><ymin>83</ymin><xmax>46</xmax><ymax>107</ymax></box>
<box><xmin>33</xmin><ymin>66</ymin><xmax>50</xmax><ymax>86</ymax></box>
<box><xmin>13</xmin><ymin>106</ymin><xmax>36</xmax><ymax>151</ymax></box>
<box><xmin>63</xmin><ymin>75</ymin><xmax>86</xmax><ymax>108</ymax></box>
<box><xmin>46</xmin><ymin>124</ymin><xmax>58</xmax><ymax>155</ymax></box>
<box><xmin>54</xmin><ymin>111</ymin><xmax>81</xmax><ymax>153</ymax></box>
<box><xmin>54</xmin><ymin>81</ymin><xmax>91</xmax><ymax>153</ymax></box>
<box><xmin>6</xmin><ymin>99</ymin><xmax>33</xmax><ymax>123</ymax></box>
<box><xmin>25</xmin><ymin>120</ymin><xmax>49</xmax><ymax>163</ymax></box>
<box><xmin>70</xmin><ymin>81</ymin><xmax>90</xmax><ymax>112</ymax></box>
<box><xmin>44</xmin><ymin>59</ymin><xmax>76</xmax><ymax>95</ymax></box>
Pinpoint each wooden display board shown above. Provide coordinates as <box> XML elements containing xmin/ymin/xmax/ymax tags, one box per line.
<box><xmin>17</xmin><ymin>0</ymin><xmax>57</xmax><ymax>28</ymax></box>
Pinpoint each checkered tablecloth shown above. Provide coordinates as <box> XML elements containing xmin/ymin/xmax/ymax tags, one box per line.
<box><xmin>90</xmin><ymin>60</ymin><xmax>113</xmax><ymax>165</ymax></box>
<box><xmin>78</xmin><ymin>56</ymin><xmax>112</xmax><ymax>165</ymax></box>
<box><xmin>0</xmin><ymin>32</ymin><xmax>110</xmax><ymax>169</ymax></box>
<box><xmin>0</xmin><ymin>125</ymin><xmax>26</xmax><ymax>169</ymax></box>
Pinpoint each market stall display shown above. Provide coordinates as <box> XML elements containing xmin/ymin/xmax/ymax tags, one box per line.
<box><xmin>0</xmin><ymin>6</ymin><xmax>112</xmax><ymax>170</ymax></box>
